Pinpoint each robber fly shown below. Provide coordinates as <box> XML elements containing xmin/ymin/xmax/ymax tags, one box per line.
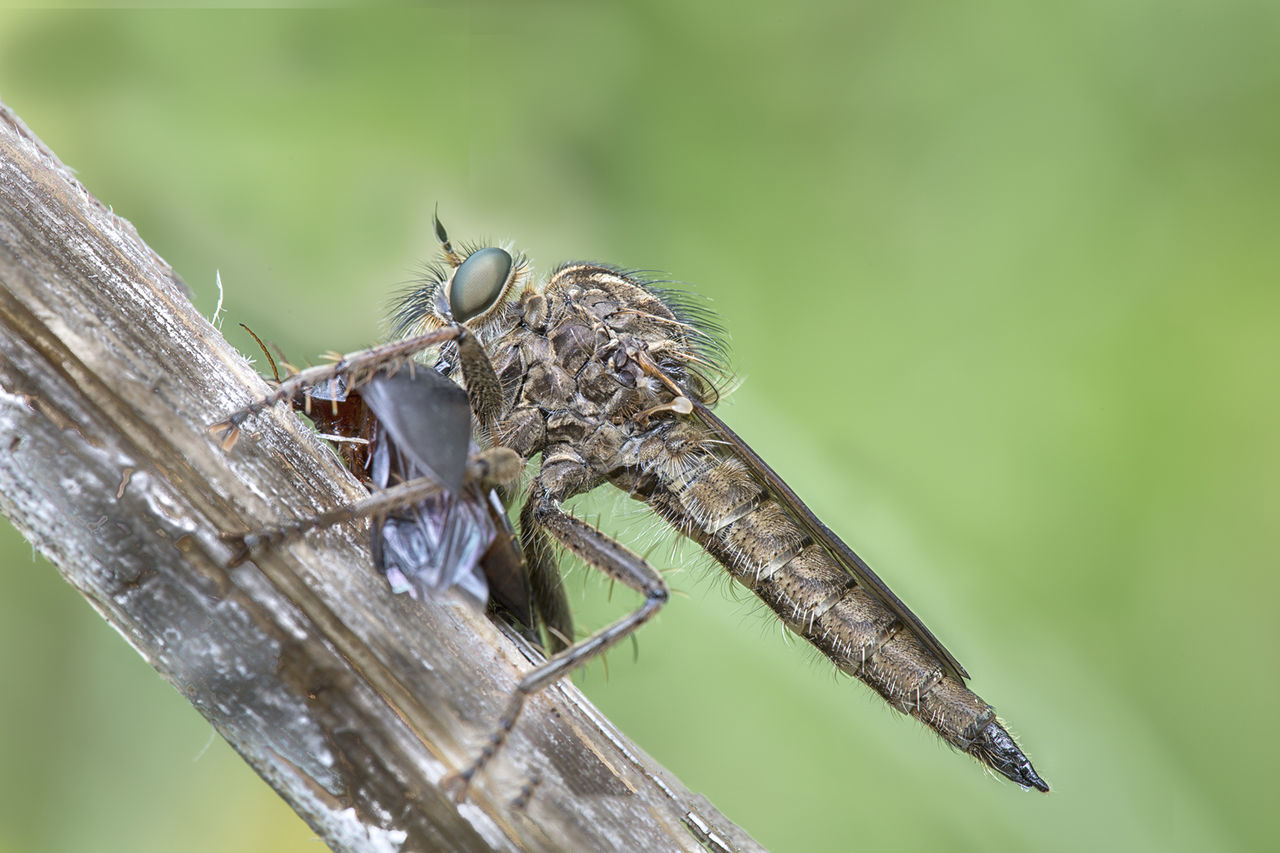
<box><xmin>212</xmin><ymin>215</ymin><xmax>1048</xmax><ymax>798</ymax></box>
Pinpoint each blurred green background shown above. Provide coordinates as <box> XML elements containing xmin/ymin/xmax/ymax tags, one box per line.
<box><xmin>1</xmin><ymin>4</ymin><xmax>1277</xmax><ymax>852</ymax></box>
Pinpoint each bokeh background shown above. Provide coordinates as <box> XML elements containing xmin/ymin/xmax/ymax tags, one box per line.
<box><xmin>1</xmin><ymin>4</ymin><xmax>1276</xmax><ymax>853</ymax></box>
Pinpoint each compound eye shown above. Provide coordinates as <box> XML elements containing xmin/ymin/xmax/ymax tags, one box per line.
<box><xmin>449</xmin><ymin>247</ymin><xmax>513</xmax><ymax>323</ymax></box>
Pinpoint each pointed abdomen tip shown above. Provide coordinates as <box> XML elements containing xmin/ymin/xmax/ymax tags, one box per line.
<box><xmin>971</xmin><ymin>719</ymin><xmax>1049</xmax><ymax>793</ymax></box>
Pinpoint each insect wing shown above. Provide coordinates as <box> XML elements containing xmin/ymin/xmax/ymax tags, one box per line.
<box><xmin>688</xmin><ymin>399</ymin><xmax>970</xmax><ymax>682</ymax></box>
<box><xmin>360</xmin><ymin>368</ymin><xmax>470</xmax><ymax>494</ymax></box>
<box><xmin>361</xmin><ymin>370</ymin><xmax>493</xmax><ymax>607</ymax></box>
<box><xmin>304</xmin><ymin>373</ymin><xmax>350</xmax><ymax>402</ymax></box>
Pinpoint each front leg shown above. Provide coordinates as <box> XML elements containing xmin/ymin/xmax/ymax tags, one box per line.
<box><xmin>209</xmin><ymin>325</ymin><xmax>464</xmax><ymax>449</ymax></box>
<box><xmin>444</xmin><ymin>483</ymin><xmax>670</xmax><ymax>801</ymax></box>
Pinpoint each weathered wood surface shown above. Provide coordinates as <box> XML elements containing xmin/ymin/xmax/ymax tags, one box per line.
<box><xmin>0</xmin><ymin>98</ymin><xmax>761</xmax><ymax>853</ymax></box>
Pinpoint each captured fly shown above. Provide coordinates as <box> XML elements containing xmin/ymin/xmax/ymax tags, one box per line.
<box><xmin>221</xmin><ymin>361</ymin><xmax>557</xmax><ymax>648</ymax></box>
<box><xmin>212</xmin><ymin>215</ymin><xmax>1048</xmax><ymax>798</ymax></box>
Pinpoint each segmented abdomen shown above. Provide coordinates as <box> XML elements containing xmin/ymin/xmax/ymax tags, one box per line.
<box><xmin>619</xmin><ymin>424</ymin><xmax>1045</xmax><ymax>789</ymax></box>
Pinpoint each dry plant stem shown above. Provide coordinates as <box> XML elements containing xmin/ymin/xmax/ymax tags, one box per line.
<box><xmin>0</xmin><ymin>99</ymin><xmax>761</xmax><ymax>853</ymax></box>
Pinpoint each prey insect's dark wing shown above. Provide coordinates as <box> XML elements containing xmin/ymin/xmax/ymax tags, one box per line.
<box><xmin>360</xmin><ymin>368</ymin><xmax>471</xmax><ymax>494</ymax></box>
<box><xmin>688</xmin><ymin>399</ymin><xmax>970</xmax><ymax>682</ymax></box>
<box><xmin>360</xmin><ymin>369</ymin><xmax>493</xmax><ymax>607</ymax></box>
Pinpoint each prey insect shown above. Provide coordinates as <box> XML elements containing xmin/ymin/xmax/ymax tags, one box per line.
<box><xmin>211</xmin><ymin>214</ymin><xmax>1048</xmax><ymax>800</ymax></box>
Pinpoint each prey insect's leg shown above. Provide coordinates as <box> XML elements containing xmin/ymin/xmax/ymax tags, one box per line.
<box><xmin>445</xmin><ymin>486</ymin><xmax>669</xmax><ymax>801</ymax></box>
<box><xmin>209</xmin><ymin>325</ymin><xmax>464</xmax><ymax>449</ymax></box>
<box><xmin>225</xmin><ymin>447</ymin><xmax>522</xmax><ymax>566</ymax></box>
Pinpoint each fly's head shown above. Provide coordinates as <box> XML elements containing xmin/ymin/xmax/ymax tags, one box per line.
<box><xmin>391</xmin><ymin>211</ymin><xmax>532</xmax><ymax>349</ymax></box>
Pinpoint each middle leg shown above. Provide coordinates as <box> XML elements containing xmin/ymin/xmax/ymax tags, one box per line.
<box><xmin>445</xmin><ymin>483</ymin><xmax>669</xmax><ymax>799</ymax></box>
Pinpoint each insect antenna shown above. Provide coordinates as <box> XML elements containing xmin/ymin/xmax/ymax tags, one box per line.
<box><xmin>433</xmin><ymin>205</ymin><xmax>464</xmax><ymax>267</ymax></box>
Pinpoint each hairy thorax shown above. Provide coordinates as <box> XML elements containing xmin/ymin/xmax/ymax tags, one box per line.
<box><xmin>450</xmin><ymin>264</ymin><xmax>713</xmax><ymax>503</ymax></box>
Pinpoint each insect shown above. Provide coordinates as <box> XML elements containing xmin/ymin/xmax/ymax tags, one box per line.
<box><xmin>212</xmin><ymin>215</ymin><xmax>1049</xmax><ymax>798</ymax></box>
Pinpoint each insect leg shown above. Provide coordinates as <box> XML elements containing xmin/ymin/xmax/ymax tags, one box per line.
<box><xmin>209</xmin><ymin>325</ymin><xmax>463</xmax><ymax>449</ymax></box>
<box><xmin>519</xmin><ymin>496</ymin><xmax>574</xmax><ymax>654</ymax></box>
<box><xmin>445</xmin><ymin>488</ymin><xmax>669</xmax><ymax>800</ymax></box>
<box><xmin>225</xmin><ymin>447</ymin><xmax>521</xmax><ymax>566</ymax></box>
<box><xmin>455</xmin><ymin>330</ymin><xmax>503</xmax><ymax>428</ymax></box>
<box><xmin>224</xmin><ymin>472</ymin><xmax>452</xmax><ymax>566</ymax></box>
